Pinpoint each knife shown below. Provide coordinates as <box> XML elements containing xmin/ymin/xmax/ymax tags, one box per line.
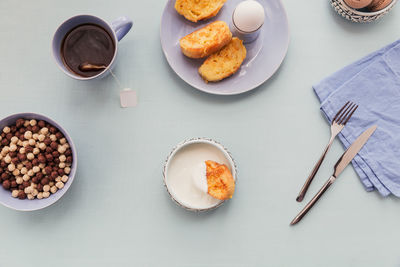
<box><xmin>290</xmin><ymin>125</ymin><xmax>377</xmax><ymax>225</ymax></box>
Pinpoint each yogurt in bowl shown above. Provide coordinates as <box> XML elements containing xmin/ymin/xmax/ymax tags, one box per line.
<box><xmin>163</xmin><ymin>138</ymin><xmax>237</xmax><ymax>211</ymax></box>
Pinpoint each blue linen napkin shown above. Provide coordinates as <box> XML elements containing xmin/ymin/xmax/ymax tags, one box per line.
<box><xmin>313</xmin><ymin>39</ymin><xmax>400</xmax><ymax>197</ymax></box>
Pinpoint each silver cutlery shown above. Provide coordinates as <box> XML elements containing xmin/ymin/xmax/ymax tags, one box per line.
<box><xmin>296</xmin><ymin>101</ymin><xmax>359</xmax><ymax>202</ymax></box>
<box><xmin>291</xmin><ymin>125</ymin><xmax>377</xmax><ymax>225</ymax></box>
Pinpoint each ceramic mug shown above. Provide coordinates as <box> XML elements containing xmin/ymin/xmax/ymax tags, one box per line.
<box><xmin>52</xmin><ymin>14</ymin><xmax>132</xmax><ymax>80</ymax></box>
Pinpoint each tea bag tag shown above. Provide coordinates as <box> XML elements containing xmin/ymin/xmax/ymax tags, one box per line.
<box><xmin>120</xmin><ymin>88</ymin><xmax>137</xmax><ymax>108</ymax></box>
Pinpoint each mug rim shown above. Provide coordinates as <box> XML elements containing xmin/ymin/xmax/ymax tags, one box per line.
<box><xmin>52</xmin><ymin>14</ymin><xmax>119</xmax><ymax>81</ymax></box>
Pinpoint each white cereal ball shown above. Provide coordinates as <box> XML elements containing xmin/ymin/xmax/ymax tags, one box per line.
<box><xmin>20</xmin><ymin>167</ymin><xmax>27</xmax><ymax>175</ymax></box>
<box><xmin>55</xmin><ymin>176</ymin><xmax>61</xmax><ymax>182</ymax></box>
<box><xmin>24</xmin><ymin>120</ymin><xmax>30</xmax><ymax>127</ymax></box>
<box><xmin>38</xmin><ymin>134</ymin><xmax>45</xmax><ymax>142</ymax></box>
<box><xmin>59</xmin><ymin>162</ymin><xmax>66</xmax><ymax>169</ymax></box>
<box><xmin>43</xmin><ymin>185</ymin><xmax>50</xmax><ymax>192</ymax></box>
<box><xmin>9</xmin><ymin>144</ymin><xmax>17</xmax><ymax>152</ymax></box>
<box><xmin>32</xmin><ymin>189</ymin><xmax>38</xmax><ymax>197</ymax></box>
<box><xmin>28</xmin><ymin>139</ymin><xmax>35</xmax><ymax>146</ymax></box>
<box><xmin>29</xmin><ymin>120</ymin><xmax>37</xmax><ymax>126</ymax></box>
<box><xmin>50</xmin><ymin>186</ymin><xmax>57</xmax><ymax>194</ymax></box>
<box><xmin>8</xmin><ymin>164</ymin><xmax>15</xmax><ymax>172</ymax></box>
<box><xmin>49</xmin><ymin>182</ymin><xmax>54</xmax><ymax>187</ymax></box>
<box><xmin>22</xmin><ymin>174</ymin><xmax>30</xmax><ymax>181</ymax></box>
<box><xmin>2</xmin><ymin>126</ymin><xmax>10</xmax><ymax>134</ymax></box>
<box><xmin>4</xmin><ymin>155</ymin><xmax>11</xmax><ymax>164</ymax></box>
<box><xmin>39</xmin><ymin>143</ymin><xmax>46</xmax><ymax>150</ymax></box>
<box><xmin>19</xmin><ymin>147</ymin><xmax>25</xmax><ymax>154</ymax></box>
<box><xmin>27</xmin><ymin>194</ymin><xmax>34</xmax><ymax>200</ymax></box>
<box><xmin>55</xmin><ymin>181</ymin><xmax>64</xmax><ymax>189</ymax></box>
<box><xmin>22</xmin><ymin>141</ymin><xmax>29</xmax><ymax>147</ymax></box>
<box><xmin>24</xmin><ymin>131</ymin><xmax>32</xmax><ymax>140</ymax></box>
<box><xmin>16</xmin><ymin>177</ymin><xmax>23</xmax><ymax>184</ymax></box>
<box><xmin>40</xmin><ymin>127</ymin><xmax>48</xmax><ymax>135</ymax></box>
<box><xmin>33</xmin><ymin>148</ymin><xmax>40</xmax><ymax>155</ymax></box>
<box><xmin>50</xmin><ymin>134</ymin><xmax>56</xmax><ymax>142</ymax></box>
<box><xmin>32</xmin><ymin>166</ymin><xmax>40</xmax><ymax>173</ymax></box>
<box><xmin>60</xmin><ymin>138</ymin><xmax>66</xmax><ymax>145</ymax></box>
<box><xmin>12</xmin><ymin>169</ymin><xmax>20</xmax><ymax>176</ymax></box>
<box><xmin>61</xmin><ymin>175</ymin><xmax>69</xmax><ymax>183</ymax></box>
<box><xmin>27</xmin><ymin>169</ymin><xmax>34</xmax><ymax>177</ymax></box>
<box><xmin>27</xmin><ymin>153</ymin><xmax>34</xmax><ymax>160</ymax></box>
<box><xmin>64</xmin><ymin>167</ymin><xmax>71</xmax><ymax>174</ymax></box>
<box><xmin>24</xmin><ymin>187</ymin><xmax>33</xmax><ymax>194</ymax></box>
<box><xmin>17</xmin><ymin>163</ymin><xmax>23</xmax><ymax>170</ymax></box>
<box><xmin>32</xmin><ymin>133</ymin><xmax>39</xmax><ymax>140</ymax></box>
<box><xmin>37</xmin><ymin>192</ymin><xmax>43</xmax><ymax>199</ymax></box>
<box><xmin>59</xmin><ymin>155</ymin><xmax>66</xmax><ymax>162</ymax></box>
<box><xmin>43</xmin><ymin>191</ymin><xmax>50</xmax><ymax>198</ymax></box>
<box><xmin>11</xmin><ymin>190</ymin><xmax>19</xmax><ymax>198</ymax></box>
<box><xmin>10</xmin><ymin>136</ymin><xmax>18</xmax><ymax>144</ymax></box>
<box><xmin>58</xmin><ymin>146</ymin><xmax>66</xmax><ymax>154</ymax></box>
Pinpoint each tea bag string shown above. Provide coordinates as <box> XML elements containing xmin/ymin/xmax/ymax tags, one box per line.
<box><xmin>110</xmin><ymin>69</ymin><xmax>123</xmax><ymax>88</ymax></box>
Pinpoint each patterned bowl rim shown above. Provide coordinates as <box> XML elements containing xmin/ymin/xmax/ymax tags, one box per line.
<box><xmin>335</xmin><ymin>0</ymin><xmax>398</xmax><ymax>16</ymax></box>
<box><xmin>162</xmin><ymin>138</ymin><xmax>237</xmax><ymax>212</ymax></box>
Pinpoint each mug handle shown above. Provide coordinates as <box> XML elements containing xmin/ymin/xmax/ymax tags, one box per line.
<box><xmin>111</xmin><ymin>16</ymin><xmax>133</xmax><ymax>41</ymax></box>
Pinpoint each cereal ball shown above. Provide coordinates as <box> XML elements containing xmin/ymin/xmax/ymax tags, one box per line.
<box><xmin>27</xmin><ymin>169</ymin><xmax>34</xmax><ymax>177</ymax></box>
<box><xmin>33</xmin><ymin>147</ymin><xmax>40</xmax><ymax>155</ymax></box>
<box><xmin>24</xmin><ymin>186</ymin><xmax>33</xmax><ymax>194</ymax></box>
<box><xmin>32</xmin><ymin>189</ymin><xmax>38</xmax><ymax>197</ymax></box>
<box><xmin>20</xmin><ymin>167</ymin><xmax>27</xmax><ymax>175</ymax></box>
<box><xmin>2</xmin><ymin>180</ymin><xmax>10</xmax><ymax>190</ymax></box>
<box><xmin>4</xmin><ymin>155</ymin><xmax>11</xmax><ymax>164</ymax></box>
<box><xmin>58</xmin><ymin>146</ymin><xmax>66</xmax><ymax>154</ymax></box>
<box><xmin>43</xmin><ymin>184</ymin><xmax>50</xmax><ymax>192</ymax></box>
<box><xmin>40</xmin><ymin>178</ymin><xmax>49</xmax><ymax>186</ymax></box>
<box><xmin>16</xmin><ymin>177</ymin><xmax>23</xmax><ymax>184</ymax></box>
<box><xmin>37</xmin><ymin>192</ymin><xmax>43</xmax><ymax>199</ymax></box>
<box><xmin>40</xmin><ymin>127</ymin><xmax>48</xmax><ymax>135</ymax></box>
<box><xmin>29</xmin><ymin>119</ymin><xmax>37</xmax><ymax>126</ymax></box>
<box><xmin>12</xmin><ymin>169</ymin><xmax>20</xmax><ymax>176</ymax></box>
<box><xmin>42</xmin><ymin>191</ymin><xmax>50</xmax><ymax>198</ymax></box>
<box><xmin>55</xmin><ymin>181</ymin><xmax>64</xmax><ymax>189</ymax></box>
<box><xmin>59</xmin><ymin>138</ymin><xmax>67</xmax><ymax>145</ymax></box>
<box><xmin>59</xmin><ymin>162</ymin><xmax>65</xmax><ymax>169</ymax></box>
<box><xmin>61</xmin><ymin>175</ymin><xmax>68</xmax><ymax>183</ymax></box>
<box><xmin>27</xmin><ymin>194</ymin><xmax>34</xmax><ymax>200</ymax></box>
<box><xmin>28</xmin><ymin>139</ymin><xmax>35</xmax><ymax>146</ymax></box>
<box><xmin>59</xmin><ymin>155</ymin><xmax>66</xmax><ymax>162</ymax></box>
<box><xmin>50</xmin><ymin>186</ymin><xmax>57</xmax><ymax>194</ymax></box>
<box><xmin>32</xmin><ymin>166</ymin><xmax>40</xmax><ymax>173</ymax></box>
<box><xmin>17</xmin><ymin>153</ymin><xmax>26</xmax><ymax>162</ymax></box>
<box><xmin>24</xmin><ymin>131</ymin><xmax>32</xmax><ymax>140</ymax></box>
<box><xmin>38</xmin><ymin>143</ymin><xmax>46</xmax><ymax>150</ymax></box>
<box><xmin>38</xmin><ymin>121</ymin><xmax>45</xmax><ymax>128</ymax></box>
<box><xmin>50</xmin><ymin>135</ymin><xmax>56</xmax><ymax>142</ymax></box>
<box><xmin>8</xmin><ymin>164</ymin><xmax>15</xmax><ymax>172</ymax></box>
<box><xmin>38</xmin><ymin>134</ymin><xmax>45</xmax><ymax>142</ymax></box>
<box><xmin>27</xmin><ymin>153</ymin><xmax>34</xmax><ymax>160</ymax></box>
<box><xmin>32</xmin><ymin>133</ymin><xmax>39</xmax><ymax>140</ymax></box>
<box><xmin>11</xmin><ymin>190</ymin><xmax>19</xmax><ymax>198</ymax></box>
<box><xmin>10</xmin><ymin>136</ymin><xmax>18</xmax><ymax>144</ymax></box>
<box><xmin>9</xmin><ymin>144</ymin><xmax>17</xmax><ymax>152</ymax></box>
<box><xmin>2</xmin><ymin>126</ymin><xmax>10</xmax><ymax>134</ymax></box>
<box><xmin>17</xmin><ymin>191</ymin><xmax>26</xmax><ymax>199</ymax></box>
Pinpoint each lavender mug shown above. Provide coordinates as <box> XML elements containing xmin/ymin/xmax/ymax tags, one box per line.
<box><xmin>52</xmin><ymin>14</ymin><xmax>132</xmax><ymax>80</ymax></box>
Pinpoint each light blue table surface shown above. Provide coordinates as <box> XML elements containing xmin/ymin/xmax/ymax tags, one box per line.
<box><xmin>0</xmin><ymin>0</ymin><xmax>399</xmax><ymax>266</ymax></box>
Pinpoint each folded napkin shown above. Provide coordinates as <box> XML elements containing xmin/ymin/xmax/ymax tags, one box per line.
<box><xmin>313</xmin><ymin>39</ymin><xmax>400</xmax><ymax>197</ymax></box>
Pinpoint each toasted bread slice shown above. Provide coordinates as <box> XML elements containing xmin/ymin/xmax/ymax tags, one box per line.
<box><xmin>179</xmin><ymin>21</ymin><xmax>232</xmax><ymax>59</ymax></box>
<box><xmin>199</xmin><ymin>37</ymin><xmax>246</xmax><ymax>82</ymax></box>
<box><xmin>175</xmin><ymin>0</ymin><xmax>227</xmax><ymax>22</ymax></box>
<box><xmin>205</xmin><ymin>160</ymin><xmax>235</xmax><ymax>200</ymax></box>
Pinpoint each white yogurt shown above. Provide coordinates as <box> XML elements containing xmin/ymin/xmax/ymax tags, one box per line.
<box><xmin>165</xmin><ymin>142</ymin><xmax>232</xmax><ymax>210</ymax></box>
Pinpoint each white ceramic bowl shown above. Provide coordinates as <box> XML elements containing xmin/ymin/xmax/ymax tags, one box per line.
<box><xmin>163</xmin><ymin>138</ymin><xmax>237</xmax><ymax>212</ymax></box>
<box><xmin>0</xmin><ymin>113</ymin><xmax>77</xmax><ymax>211</ymax></box>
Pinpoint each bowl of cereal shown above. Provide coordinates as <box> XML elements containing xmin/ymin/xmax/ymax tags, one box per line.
<box><xmin>0</xmin><ymin>113</ymin><xmax>77</xmax><ymax>211</ymax></box>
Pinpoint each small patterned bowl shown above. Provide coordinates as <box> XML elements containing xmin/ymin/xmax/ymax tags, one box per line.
<box><xmin>331</xmin><ymin>0</ymin><xmax>398</xmax><ymax>22</ymax></box>
<box><xmin>0</xmin><ymin>113</ymin><xmax>77</xmax><ymax>211</ymax></box>
<box><xmin>163</xmin><ymin>138</ymin><xmax>237</xmax><ymax>212</ymax></box>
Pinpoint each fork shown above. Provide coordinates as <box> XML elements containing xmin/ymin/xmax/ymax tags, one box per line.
<box><xmin>296</xmin><ymin>101</ymin><xmax>358</xmax><ymax>202</ymax></box>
